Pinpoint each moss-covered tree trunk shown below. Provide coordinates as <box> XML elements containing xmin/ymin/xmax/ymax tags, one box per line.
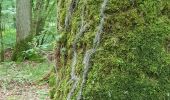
<box><xmin>52</xmin><ymin>0</ymin><xmax>108</xmax><ymax>99</ymax></box>
<box><xmin>51</xmin><ymin>0</ymin><xmax>170</xmax><ymax>100</ymax></box>
<box><xmin>12</xmin><ymin>0</ymin><xmax>32</xmax><ymax>61</ymax></box>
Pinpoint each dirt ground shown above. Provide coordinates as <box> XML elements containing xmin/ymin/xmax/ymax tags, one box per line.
<box><xmin>0</xmin><ymin>81</ymin><xmax>50</xmax><ymax>100</ymax></box>
<box><xmin>0</xmin><ymin>62</ymin><xmax>51</xmax><ymax>100</ymax></box>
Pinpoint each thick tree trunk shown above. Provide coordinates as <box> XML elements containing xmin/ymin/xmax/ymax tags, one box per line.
<box><xmin>12</xmin><ymin>0</ymin><xmax>32</xmax><ymax>61</ymax></box>
<box><xmin>51</xmin><ymin>0</ymin><xmax>170</xmax><ymax>99</ymax></box>
<box><xmin>16</xmin><ymin>0</ymin><xmax>31</xmax><ymax>42</ymax></box>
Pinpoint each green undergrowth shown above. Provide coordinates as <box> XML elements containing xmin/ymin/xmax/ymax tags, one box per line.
<box><xmin>0</xmin><ymin>61</ymin><xmax>52</xmax><ymax>100</ymax></box>
<box><xmin>0</xmin><ymin>61</ymin><xmax>52</xmax><ymax>84</ymax></box>
<box><xmin>0</xmin><ymin>29</ymin><xmax>16</xmax><ymax>51</ymax></box>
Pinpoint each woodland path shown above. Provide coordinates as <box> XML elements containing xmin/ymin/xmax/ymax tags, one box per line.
<box><xmin>0</xmin><ymin>62</ymin><xmax>50</xmax><ymax>100</ymax></box>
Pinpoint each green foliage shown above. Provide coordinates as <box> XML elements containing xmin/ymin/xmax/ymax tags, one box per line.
<box><xmin>12</xmin><ymin>34</ymin><xmax>33</xmax><ymax>61</ymax></box>
<box><xmin>0</xmin><ymin>29</ymin><xmax>16</xmax><ymax>51</ymax></box>
<box><xmin>0</xmin><ymin>62</ymin><xmax>52</xmax><ymax>84</ymax></box>
<box><xmin>20</xmin><ymin>33</ymin><xmax>56</xmax><ymax>62</ymax></box>
<box><xmin>1</xmin><ymin>0</ymin><xmax>16</xmax><ymax>28</ymax></box>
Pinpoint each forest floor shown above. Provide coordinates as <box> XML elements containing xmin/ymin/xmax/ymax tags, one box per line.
<box><xmin>0</xmin><ymin>61</ymin><xmax>51</xmax><ymax>100</ymax></box>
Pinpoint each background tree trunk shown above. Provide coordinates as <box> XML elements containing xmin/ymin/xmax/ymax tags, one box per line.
<box><xmin>16</xmin><ymin>0</ymin><xmax>31</xmax><ymax>42</ymax></box>
<box><xmin>12</xmin><ymin>0</ymin><xmax>32</xmax><ymax>61</ymax></box>
<box><xmin>0</xmin><ymin>1</ymin><xmax>4</xmax><ymax>62</ymax></box>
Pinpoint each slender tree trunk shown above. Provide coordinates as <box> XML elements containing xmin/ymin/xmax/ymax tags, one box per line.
<box><xmin>11</xmin><ymin>0</ymin><xmax>16</xmax><ymax>28</ymax></box>
<box><xmin>32</xmin><ymin>0</ymin><xmax>56</xmax><ymax>46</ymax></box>
<box><xmin>0</xmin><ymin>1</ymin><xmax>4</xmax><ymax>62</ymax></box>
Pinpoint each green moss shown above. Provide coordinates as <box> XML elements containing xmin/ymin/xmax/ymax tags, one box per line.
<box><xmin>50</xmin><ymin>0</ymin><xmax>170</xmax><ymax>99</ymax></box>
<box><xmin>46</xmin><ymin>71</ymin><xmax>57</xmax><ymax>99</ymax></box>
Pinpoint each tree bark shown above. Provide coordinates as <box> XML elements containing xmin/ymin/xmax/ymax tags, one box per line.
<box><xmin>16</xmin><ymin>0</ymin><xmax>32</xmax><ymax>42</ymax></box>
<box><xmin>12</xmin><ymin>0</ymin><xmax>32</xmax><ymax>61</ymax></box>
<box><xmin>0</xmin><ymin>2</ymin><xmax>4</xmax><ymax>62</ymax></box>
